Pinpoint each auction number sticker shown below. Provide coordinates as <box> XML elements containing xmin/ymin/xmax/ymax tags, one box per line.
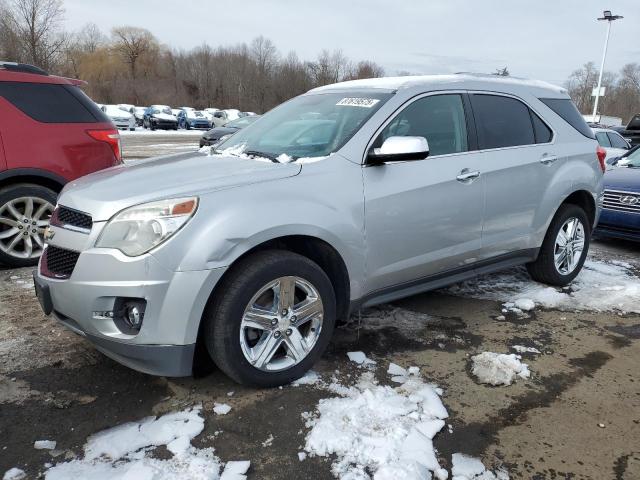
<box><xmin>336</xmin><ymin>97</ymin><xmax>380</xmax><ymax>108</ymax></box>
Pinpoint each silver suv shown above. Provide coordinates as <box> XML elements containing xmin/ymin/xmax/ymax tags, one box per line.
<box><xmin>34</xmin><ymin>74</ymin><xmax>604</xmax><ymax>386</ymax></box>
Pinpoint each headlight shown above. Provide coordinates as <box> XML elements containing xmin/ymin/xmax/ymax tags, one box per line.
<box><xmin>96</xmin><ymin>197</ymin><xmax>198</xmax><ymax>256</ymax></box>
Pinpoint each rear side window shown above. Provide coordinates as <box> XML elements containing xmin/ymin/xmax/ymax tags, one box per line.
<box><xmin>0</xmin><ymin>81</ymin><xmax>109</xmax><ymax>123</ymax></box>
<box><xmin>539</xmin><ymin>98</ymin><xmax>595</xmax><ymax>139</ymax></box>
<box><xmin>470</xmin><ymin>94</ymin><xmax>534</xmax><ymax>149</ymax></box>
<box><xmin>595</xmin><ymin>132</ymin><xmax>611</xmax><ymax>147</ymax></box>
<box><xmin>608</xmin><ymin>132</ymin><xmax>628</xmax><ymax>149</ymax></box>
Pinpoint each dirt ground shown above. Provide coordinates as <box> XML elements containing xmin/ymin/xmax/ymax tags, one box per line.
<box><xmin>0</xmin><ymin>134</ymin><xmax>638</xmax><ymax>479</ymax></box>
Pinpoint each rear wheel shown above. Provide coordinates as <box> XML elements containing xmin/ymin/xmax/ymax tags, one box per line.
<box><xmin>0</xmin><ymin>184</ymin><xmax>56</xmax><ymax>267</ymax></box>
<box><xmin>527</xmin><ymin>204</ymin><xmax>590</xmax><ymax>286</ymax></box>
<box><xmin>204</xmin><ymin>250</ymin><xmax>336</xmax><ymax>387</ymax></box>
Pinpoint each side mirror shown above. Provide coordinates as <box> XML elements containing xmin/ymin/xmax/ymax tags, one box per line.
<box><xmin>367</xmin><ymin>136</ymin><xmax>429</xmax><ymax>165</ymax></box>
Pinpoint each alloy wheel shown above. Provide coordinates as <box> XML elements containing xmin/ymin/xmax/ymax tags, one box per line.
<box><xmin>554</xmin><ymin>217</ymin><xmax>585</xmax><ymax>275</ymax></box>
<box><xmin>239</xmin><ymin>276</ymin><xmax>324</xmax><ymax>372</ymax></box>
<box><xmin>0</xmin><ymin>196</ymin><xmax>54</xmax><ymax>260</ymax></box>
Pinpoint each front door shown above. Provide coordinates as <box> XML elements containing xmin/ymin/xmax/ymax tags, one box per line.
<box><xmin>363</xmin><ymin>93</ymin><xmax>485</xmax><ymax>294</ymax></box>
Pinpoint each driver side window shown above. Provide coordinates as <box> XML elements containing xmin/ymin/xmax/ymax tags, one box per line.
<box><xmin>378</xmin><ymin>94</ymin><xmax>469</xmax><ymax>156</ymax></box>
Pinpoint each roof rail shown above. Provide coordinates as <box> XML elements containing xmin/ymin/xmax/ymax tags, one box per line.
<box><xmin>0</xmin><ymin>61</ymin><xmax>48</xmax><ymax>76</ymax></box>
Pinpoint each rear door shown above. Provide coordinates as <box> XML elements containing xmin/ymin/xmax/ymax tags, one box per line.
<box><xmin>469</xmin><ymin>93</ymin><xmax>556</xmax><ymax>259</ymax></box>
<box><xmin>363</xmin><ymin>93</ymin><xmax>485</xmax><ymax>293</ymax></box>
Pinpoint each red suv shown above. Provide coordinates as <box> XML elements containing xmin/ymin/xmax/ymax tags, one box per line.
<box><xmin>0</xmin><ymin>62</ymin><xmax>121</xmax><ymax>267</ymax></box>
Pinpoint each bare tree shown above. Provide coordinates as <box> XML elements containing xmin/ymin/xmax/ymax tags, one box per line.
<box><xmin>111</xmin><ymin>26</ymin><xmax>158</xmax><ymax>103</ymax></box>
<box><xmin>493</xmin><ymin>66</ymin><xmax>509</xmax><ymax>76</ymax></box>
<box><xmin>1</xmin><ymin>0</ymin><xmax>66</xmax><ymax>69</ymax></box>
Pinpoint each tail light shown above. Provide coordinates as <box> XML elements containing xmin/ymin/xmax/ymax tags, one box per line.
<box><xmin>596</xmin><ymin>146</ymin><xmax>607</xmax><ymax>173</ymax></box>
<box><xmin>87</xmin><ymin>129</ymin><xmax>122</xmax><ymax>163</ymax></box>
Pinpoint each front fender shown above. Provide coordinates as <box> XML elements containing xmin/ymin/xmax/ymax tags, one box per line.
<box><xmin>150</xmin><ymin>155</ymin><xmax>367</xmax><ymax>299</ymax></box>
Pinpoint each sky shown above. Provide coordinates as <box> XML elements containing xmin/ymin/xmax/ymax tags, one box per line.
<box><xmin>63</xmin><ymin>0</ymin><xmax>638</xmax><ymax>86</ymax></box>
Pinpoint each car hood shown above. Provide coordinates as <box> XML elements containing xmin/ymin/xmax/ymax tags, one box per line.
<box><xmin>59</xmin><ymin>152</ymin><xmax>301</xmax><ymax>221</ymax></box>
<box><xmin>604</xmin><ymin>166</ymin><xmax>640</xmax><ymax>192</ymax></box>
<box><xmin>204</xmin><ymin>127</ymin><xmax>238</xmax><ymax>139</ymax></box>
<box><xmin>152</xmin><ymin>113</ymin><xmax>177</xmax><ymax>121</ymax></box>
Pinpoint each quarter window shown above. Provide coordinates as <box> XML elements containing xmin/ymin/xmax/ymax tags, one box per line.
<box><xmin>530</xmin><ymin>111</ymin><xmax>553</xmax><ymax>143</ymax></box>
<box><xmin>471</xmin><ymin>94</ymin><xmax>535</xmax><ymax>149</ymax></box>
<box><xmin>377</xmin><ymin>94</ymin><xmax>469</xmax><ymax>156</ymax></box>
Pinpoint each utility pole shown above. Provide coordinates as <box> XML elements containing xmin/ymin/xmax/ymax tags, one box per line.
<box><xmin>592</xmin><ymin>10</ymin><xmax>623</xmax><ymax>119</ymax></box>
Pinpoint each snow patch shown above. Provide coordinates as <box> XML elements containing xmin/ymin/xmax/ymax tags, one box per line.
<box><xmin>34</xmin><ymin>440</ymin><xmax>56</xmax><ymax>450</ymax></box>
<box><xmin>220</xmin><ymin>460</ymin><xmax>250</xmax><ymax>480</ymax></box>
<box><xmin>471</xmin><ymin>352</ymin><xmax>530</xmax><ymax>386</ymax></box>
<box><xmin>2</xmin><ymin>468</ymin><xmax>26</xmax><ymax>480</ymax></box>
<box><xmin>451</xmin><ymin>453</ymin><xmax>509</xmax><ymax>479</ymax></box>
<box><xmin>44</xmin><ymin>406</ymin><xmax>226</xmax><ymax>480</ymax></box>
<box><xmin>448</xmin><ymin>259</ymin><xmax>640</xmax><ymax>314</ymax></box>
<box><xmin>291</xmin><ymin>370</ymin><xmax>322</xmax><ymax>387</ymax></box>
<box><xmin>511</xmin><ymin>345</ymin><xmax>541</xmax><ymax>354</ymax></box>
<box><xmin>347</xmin><ymin>351</ymin><xmax>376</xmax><ymax>366</ymax></box>
<box><xmin>302</xmin><ymin>369</ymin><xmax>449</xmax><ymax>479</ymax></box>
<box><xmin>213</xmin><ymin>403</ymin><xmax>232</xmax><ymax>415</ymax></box>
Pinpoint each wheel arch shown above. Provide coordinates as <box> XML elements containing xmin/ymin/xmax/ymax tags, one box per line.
<box><xmin>560</xmin><ymin>189</ymin><xmax>597</xmax><ymax>230</ymax></box>
<box><xmin>192</xmin><ymin>234</ymin><xmax>352</xmax><ymax>372</ymax></box>
<box><xmin>0</xmin><ymin>168</ymin><xmax>67</xmax><ymax>193</ymax></box>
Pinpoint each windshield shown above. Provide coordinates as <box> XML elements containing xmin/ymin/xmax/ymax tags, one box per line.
<box><xmin>619</xmin><ymin>147</ymin><xmax>640</xmax><ymax>167</ymax></box>
<box><xmin>217</xmin><ymin>91</ymin><xmax>392</xmax><ymax>160</ymax></box>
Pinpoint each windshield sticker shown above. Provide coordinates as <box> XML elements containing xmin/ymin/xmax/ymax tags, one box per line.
<box><xmin>336</xmin><ymin>97</ymin><xmax>380</xmax><ymax>108</ymax></box>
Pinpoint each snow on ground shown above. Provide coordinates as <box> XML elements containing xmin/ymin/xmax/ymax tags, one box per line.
<box><xmin>34</xmin><ymin>440</ymin><xmax>56</xmax><ymax>450</ymax></box>
<box><xmin>451</xmin><ymin>453</ymin><xmax>509</xmax><ymax>480</ymax></box>
<box><xmin>291</xmin><ymin>370</ymin><xmax>322</xmax><ymax>387</ymax></box>
<box><xmin>347</xmin><ymin>351</ymin><xmax>376</xmax><ymax>366</ymax></box>
<box><xmin>511</xmin><ymin>345</ymin><xmax>541</xmax><ymax>354</ymax></box>
<box><xmin>2</xmin><ymin>468</ymin><xmax>26</xmax><ymax>480</ymax></box>
<box><xmin>447</xmin><ymin>259</ymin><xmax>640</xmax><ymax>314</ymax></box>
<box><xmin>43</xmin><ymin>406</ymin><xmax>245</xmax><ymax>480</ymax></box>
<box><xmin>213</xmin><ymin>403</ymin><xmax>232</xmax><ymax>415</ymax></box>
<box><xmin>471</xmin><ymin>352</ymin><xmax>530</xmax><ymax>386</ymax></box>
<box><xmin>302</xmin><ymin>367</ymin><xmax>450</xmax><ymax>480</ymax></box>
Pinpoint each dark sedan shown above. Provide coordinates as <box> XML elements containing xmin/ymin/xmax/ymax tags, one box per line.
<box><xmin>596</xmin><ymin>146</ymin><xmax>640</xmax><ymax>241</ymax></box>
<box><xmin>199</xmin><ymin>115</ymin><xmax>259</xmax><ymax>147</ymax></box>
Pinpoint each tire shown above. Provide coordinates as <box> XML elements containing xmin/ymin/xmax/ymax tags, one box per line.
<box><xmin>0</xmin><ymin>184</ymin><xmax>57</xmax><ymax>267</ymax></box>
<box><xmin>204</xmin><ymin>250</ymin><xmax>336</xmax><ymax>387</ymax></box>
<box><xmin>526</xmin><ymin>204</ymin><xmax>590</xmax><ymax>286</ymax></box>
<box><xmin>185</xmin><ymin>122</ymin><xmax>191</xmax><ymax>130</ymax></box>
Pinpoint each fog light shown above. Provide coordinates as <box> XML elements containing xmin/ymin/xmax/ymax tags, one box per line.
<box><xmin>113</xmin><ymin>298</ymin><xmax>146</xmax><ymax>334</ymax></box>
<box><xmin>125</xmin><ymin>305</ymin><xmax>142</xmax><ymax>328</ymax></box>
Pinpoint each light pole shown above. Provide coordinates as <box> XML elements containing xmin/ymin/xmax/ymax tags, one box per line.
<box><xmin>592</xmin><ymin>10</ymin><xmax>623</xmax><ymax>119</ymax></box>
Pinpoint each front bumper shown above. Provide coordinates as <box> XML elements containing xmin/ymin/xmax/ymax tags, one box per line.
<box><xmin>595</xmin><ymin>208</ymin><xmax>640</xmax><ymax>242</ymax></box>
<box><xmin>34</xmin><ymin>246</ymin><xmax>226</xmax><ymax>377</ymax></box>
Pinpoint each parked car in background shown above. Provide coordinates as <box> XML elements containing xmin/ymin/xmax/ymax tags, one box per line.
<box><xmin>132</xmin><ymin>106</ymin><xmax>147</xmax><ymax>126</ymax></box>
<box><xmin>239</xmin><ymin>111</ymin><xmax>257</xmax><ymax>117</ymax></box>
<box><xmin>101</xmin><ymin>104</ymin><xmax>136</xmax><ymax>131</ymax></box>
<box><xmin>0</xmin><ymin>61</ymin><xmax>121</xmax><ymax>267</ymax></box>
<box><xmin>593</xmin><ymin>127</ymin><xmax>630</xmax><ymax>162</ymax></box>
<box><xmin>199</xmin><ymin>115</ymin><xmax>260</xmax><ymax>147</ymax></box>
<box><xmin>143</xmin><ymin>105</ymin><xmax>178</xmax><ymax>130</ymax></box>
<box><xmin>596</xmin><ymin>145</ymin><xmax>640</xmax><ymax>241</ymax></box>
<box><xmin>171</xmin><ymin>108</ymin><xmax>181</xmax><ymax>117</ymax></box>
<box><xmin>177</xmin><ymin>109</ymin><xmax>211</xmax><ymax>130</ymax></box>
<box><xmin>612</xmin><ymin>114</ymin><xmax>640</xmax><ymax>147</ymax></box>
<box><xmin>118</xmin><ymin>104</ymin><xmax>135</xmax><ymax>114</ymax></box>
<box><xmin>34</xmin><ymin>74</ymin><xmax>603</xmax><ymax>386</ymax></box>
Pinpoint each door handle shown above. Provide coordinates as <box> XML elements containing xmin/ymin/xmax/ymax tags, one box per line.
<box><xmin>540</xmin><ymin>155</ymin><xmax>559</xmax><ymax>165</ymax></box>
<box><xmin>456</xmin><ymin>169</ymin><xmax>480</xmax><ymax>182</ymax></box>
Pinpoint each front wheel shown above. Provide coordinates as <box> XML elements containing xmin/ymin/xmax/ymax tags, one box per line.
<box><xmin>527</xmin><ymin>204</ymin><xmax>590</xmax><ymax>286</ymax></box>
<box><xmin>204</xmin><ymin>250</ymin><xmax>336</xmax><ymax>387</ymax></box>
<box><xmin>0</xmin><ymin>184</ymin><xmax>56</xmax><ymax>267</ymax></box>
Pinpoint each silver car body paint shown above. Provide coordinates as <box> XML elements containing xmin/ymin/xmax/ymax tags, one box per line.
<box><xmin>36</xmin><ymin>74</ymin><xmax>603</xmax><ymax>376</ymax></box>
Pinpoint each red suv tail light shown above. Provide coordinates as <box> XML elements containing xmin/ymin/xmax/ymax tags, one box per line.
<box><xmin>596</xmin><ymin>146</ymin><xmax>607</xmax><ymax>173</ymax></box>
<box><xmin>87</xmin><ymin>129</ymin><xmax>122</xmax><ymax>163</ymax></box>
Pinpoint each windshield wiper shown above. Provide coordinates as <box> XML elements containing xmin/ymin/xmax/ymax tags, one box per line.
<box><xmin>244</xmin><ymin>150</ymin><xmax>281</xmax><ymax>163</ymax></box>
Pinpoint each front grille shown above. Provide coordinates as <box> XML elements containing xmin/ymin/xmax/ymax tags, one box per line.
<box><xmin>51</xmin><ymin>206</ymin><xmax>93</xmax><ymax>231</ymax></box>
<box><xmin>42</xmin><ymin>246</ymin><xmax>80</xmax><ymax>279</ymax></box>
<box><xmin>602</xmin><ymin>190</ymin><xmax>640</xmax><ymax>214</ymax></box>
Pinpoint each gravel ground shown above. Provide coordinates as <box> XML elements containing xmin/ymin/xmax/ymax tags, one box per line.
<box><xmin>0</xmin><ymin>134</ymin><xmax>638</xmax><ymax>479</ymax></box>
